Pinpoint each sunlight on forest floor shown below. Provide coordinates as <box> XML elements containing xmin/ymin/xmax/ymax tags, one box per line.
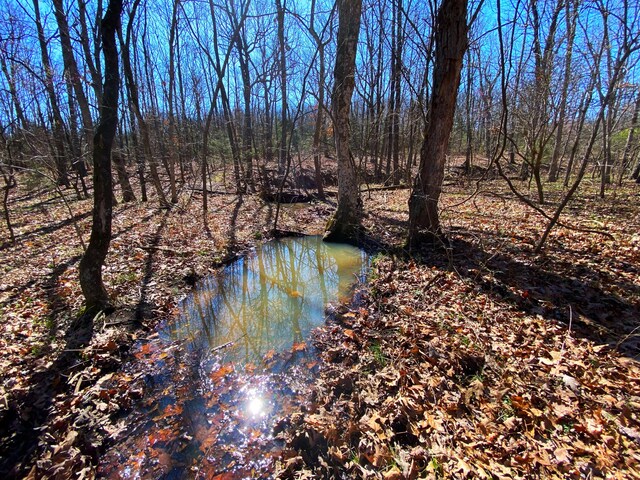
<box><xmin>1</xmin><ymin>179</ymin><xmax>639</xmax><ymax>479</ymax></box>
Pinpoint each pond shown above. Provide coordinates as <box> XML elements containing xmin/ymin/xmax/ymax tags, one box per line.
<box><xmin>168</xmin><ymin>235</ymin><xmax>368</xmax><ymax>366</ymax></box>
<box><xmin>99</xmin><ymin>236</ymin><xmax>368</xmax><ymax>479</ymax></box>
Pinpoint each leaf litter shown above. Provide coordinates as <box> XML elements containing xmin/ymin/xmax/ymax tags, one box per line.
<box><xmin>0</xmin><ymin>176</ymin><xmax>639</xmax><ymax>479</ymax></box>
<box><xmin>275</xmin><ymin>182</ymin><xmax>640</xmax><ymax>479</ymax></box>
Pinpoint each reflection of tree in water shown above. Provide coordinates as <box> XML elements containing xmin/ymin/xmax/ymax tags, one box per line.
<box><xmin>169</xmin><ymin>236</ymin><xmax>367</xmax><ymax>364</ymax></box>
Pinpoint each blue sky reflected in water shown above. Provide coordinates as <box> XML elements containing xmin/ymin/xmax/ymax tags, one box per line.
<box><xmin>168</xmin><ymin>236</ymin><xmax>368</xmax><ymax>365</ymax></box>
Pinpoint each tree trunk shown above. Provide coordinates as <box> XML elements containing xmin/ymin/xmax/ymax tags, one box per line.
<box><xmin>276</xmin><ymin>0</ymin><xmax>288</xmax><ymax>178</ymax></box>
<box><xmin>392</xmin><ymin>0</ymin><xmax>403</xmax><ymax>185</ymax></box>
<box><xmin>52</xmin><ymin>0</ymin><xmax>94</xmax><ymax>150</ymax></box>
<box><xmin>206</xmin><ymin>0</ymin><xmax>243</xmax><ymax>193</ymax></box>
<box><xmin>312</xmin><ymin>46</ymin><xmax>326</xmax><ymax>199</ymax></box>
<box><xmin>1</xmin><ymin>174</ymin><xmax>16</xmax><ymax>244</ymax></box>
<box><xmin>32</xmin><ymin>0</ymin><xmax>70</xmax><ymax>188</ymax></box>
<box><xmin>65</xmin><ymin>77</ymin><xmax>89</xmax><ymax>198</ymax></box>
<box><xmin>324</xmin><ymin>0</ymin><xmax>363</xmax><ymax>243</ymax></box>
<box><xmin>309</xmin><ymin>0</ymin><xmax>326</xmax><ymax>199</ymax></box>
<box><xmin>79</xmin><ymin>0</ymin><xmax>123</xmax><ymax>312</ymax></box>
<box><xmin>633</xmin><ymin>158</ymin><xmax>640</xmax><ymax>183</ymax></box>
<box><xmin>462</xmin><ymin>49</ymin><xmax>473</xmax><ymax>173</ymax></box>
<box><xmin>78</xmin><ymin>0</ymin><xmax>103</xmax><ymax>105</ymax></box>
<box><xmin>622</xmin><ymin>90</ymin><xmax>640</xmax><ymax>183</ymax></box>
<box><xmin>407</xmin><ymin>0</ymin><xmax>467</xmax><ymax>247</ymax></box>
<box><xmin>113</xmin><ymin>152</ymin><xmax>136</xmax><ymax>202</ymax></box>
<box><xmin>228</xmin><ymin>0</ymin><xmax>255</xmax><ymax>194</ymax></box>
<box><xmin>0</xmin><ymin>53</ymin><xmax>27</xmax><ymax>130</ymax></box>
<box><xmin>166</xmin><ymin>0</ymin><xmax>180</xmax><ymax>204</ymax></box>
<box><xmin>548</xmin><ymin>0</ymin><xmax>577</xmax><ymax>182</ymax></box>
<box><xmin>263</xmin><ymin>82</ymin><xmax>274</xmax><ymax>165</ymax></box>
<box><xmin>119</xmin><ymin>0</ymin><xmax>169</xmax><ymax>207</ymax></box>
<box><xmin>0</xmin><ymin>134</ymin><xmax>16</xmax><ymax>244</ymax></box>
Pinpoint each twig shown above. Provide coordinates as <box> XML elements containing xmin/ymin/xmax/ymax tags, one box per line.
<box><xmin>211</xmin><ymin>333</ymin><xmax>246</xmax><ymax>353</ymax></box>
<box><xmin>558</xmin><ymin>305</ymin><xmax>573</xmax><ymax>365</ymax></box>
<box><xmin>615</xmin><ymin>325</ymin><xmax>640</xmax><ymax>351</ymax></box>
<box><xmin>211</xmin><ymin>340</ymin><xmax>234</xmax><ymax>352</ymax></box>
<box><xmin>424</xmin><ymin>272</ymin><xmax>446</xmax><ymax>291</ymax></box>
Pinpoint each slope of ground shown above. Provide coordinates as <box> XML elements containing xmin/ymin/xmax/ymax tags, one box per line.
<box><xmin>275</xmin><ymin>184</ymin><xmax>640</xmax><ymax>479</ymax></box>
<box><xmin>0</xmin><ymin>179</ymin><xmax>328</xmax><ymax>478</ymax></box>
<box><xmin>0</xmin><ymin>174</ymin><xmax>639</xmax><ymax>478</ymax></box>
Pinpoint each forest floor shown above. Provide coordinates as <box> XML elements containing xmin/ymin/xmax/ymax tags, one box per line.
<box><xmin>0</xmin><ymin>171</ymin><xmax>639</xmax><ymax>479</ymax></box>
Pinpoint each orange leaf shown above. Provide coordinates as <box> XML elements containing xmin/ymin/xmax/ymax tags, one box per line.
<box><xmin>161</xmin><ymin>404</ymin><xmax>183</xmax><ymax>418</ymax></box>
<box><xmin>292</xmin><ymin>342</ymin><xmax>306</xmax><ymax>352</ymax></box>
<box><xmin>343</xmin><ymin>329</ymin><xmax>357</xmax><ymax>340</ymax></box>
<box><xmin>210</xmin><ymin>363</ymin><xmax>235</xmax><ymax>382</ymax></box>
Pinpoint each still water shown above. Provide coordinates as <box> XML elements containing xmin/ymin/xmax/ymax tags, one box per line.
<box><xmin>168</xmin><ymin>235</ymin><xmax>368</xmax><ymax>365</ymax></box>
<box><xmin>99</xmin><ymin>236</ymin><xmax>368</xmax><ymax>478</ymax></box>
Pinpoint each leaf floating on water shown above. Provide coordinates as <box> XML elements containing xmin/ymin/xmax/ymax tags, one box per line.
<box><xmin>134</xmin><ymin>343</ymin><xmax>155</xmax><ymax>358</ymax></box>
<box><xmin>199</xmin><ymin>429</ymin><xmax>218</xmax><ymax>453</ymax></box>
<box><xmin>210</xmin><ymin>363</ymin><xmax>235</xmax><ymax>382</ymax></box>
<box><xmin>148</xmin><ymin>427</ymin><xmax>174</xmax><ymax>446</ymax></box>
<box><xmin>154</xmin><ymin>403</ymin><xmax>183</xmax><ymax>421</ymax></box>
<box><xmin>292</xmin><ymin>342</ymin><xmax>307</xmax><ymax>352</ymax></box>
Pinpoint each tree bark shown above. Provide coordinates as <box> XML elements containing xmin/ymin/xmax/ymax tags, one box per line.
<box><xmin>32</xmin><ymin>0</ymin><xmax>70</xmax><ymax>188</ymax></box>
<box><xmin>548</xmin><ymin>0</ymin><xmax>577</xmax><ymax>182</ymax></box>
<box><xmin>79</xmin><ymin>0</ymin><xmax>123</xmax><ymax>312</ymax></box>
<box><xmin>622</xmin><ymin>90</ymin><xmax>640</xmax><ymax>182</ymax></box>
<box><xmin>227</xmin><ymin>0</ymin><xmax>255</xmax><ymax>193</ymax></box>
<box><xmin>0</xmin><ymin>53</ymin><xmax>27</xmax><ymax>130</ymax></box>
<box><xmin>166</xmin><ymin>0</ymin><xmax>180</xmax><ymax>203</ymax></box>
<box><xmin>324</xmin><ymin>0</ymin><xmax>363</xmax><ymax>243</ymax></box>
<box><xmin>113</xmin><ymin>152</ymin><xmax>136</xmax><ymax>202</ymax></box>
<box><xmin>77</xmin><ymin>0</ymin><xmax>103</xmax><ymax>105</ymax></box>
<box><xmin>119</xmin><ymin>0</ymin><xmax>169</xmax><ymax>206</ymax></box>
<box><xmin>0</xmin><ymin>131</ymin><xmax>16</xmax><ymax>244</ymax></box>
<box><xmin>391</xmin><ymin>0</ymin><xmax>403</xmax><ymax>185</ymax></box>
<box><xmin>309</xmin><ymin>0</ymin><xmax>327</xmax><ymax>199</ymax></box>
<box><xmin>276</xmin><ymin>0</ymin><xmax>288</xmax><ymax>178</ymax></box>
<box><xmin>407</xmin><ymin>0</ymin><xmax>467</xmax><ymax>247</ymax></box>
<box><xmin>52</xmin><ymin>0</ymin><xmax>94</xmax><ymax>149</ymax></box>
<box><xmin>65</xmin><ymin>76</ymin><xmax>89</xmax><ymax>198</ymax></box>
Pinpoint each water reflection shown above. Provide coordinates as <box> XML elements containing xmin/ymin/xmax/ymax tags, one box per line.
<box><xmin>98</xmin><ymin>237</ymin><xmax>368</xmax><ymax>479</ymax></box>
<box><xmin>168</xmin><ymin>235</ymin><xmax>368</xmax><ymax>365</ymax></box>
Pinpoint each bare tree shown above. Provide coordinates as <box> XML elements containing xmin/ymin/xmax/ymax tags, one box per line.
<box><xmin>79</xmin><ymin>0</ymin><xmax>123</xmax><ymax>312</ymax></box>
<box><xmin>548</xmin><ymin>0</ymin><xmax>578</xmax><ymax>182</ymax></box>
<box><xmin>119</xmin><ymin>0</ymin><xmax>169</xmax><ymax>206</ymax></box>
<box><xmin>52</xmin><ymin>0</ymin><xmax>94</xmax><ymax>150</ymax></box>
<box><xmin>407</xmin><ymin>0</ymin><xmax>468</xmax><ymax>247</ymax></box>
<box><xmin>626</xmin><ymin>90</ymin><xmax>640</xmax><ymax>181</ymax></box>
<box><xmin>324</xmin><ymin>0</ymin><xmax>363</xmax><ymax>243</ymax></box>
<box><xmin>32</xmin><ymin>0</ymin><xmax>69</xmax><ymax>187</ymax></box>
<box><xmin>275</xmin><ymin>0</ymin><xmax>288</xmax><ymax>178</ymax></box>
